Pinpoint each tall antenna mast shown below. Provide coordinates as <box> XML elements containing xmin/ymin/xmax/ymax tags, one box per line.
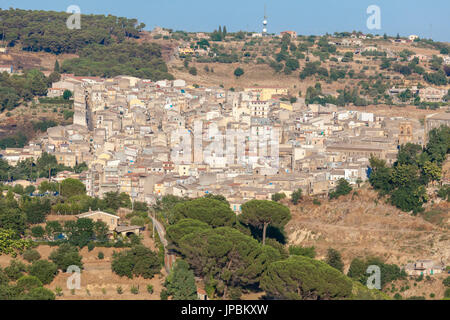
<box><xmin>262</xmin><ymin>4</ymin><xmax>268</xmax><ymax>36</ymax></box>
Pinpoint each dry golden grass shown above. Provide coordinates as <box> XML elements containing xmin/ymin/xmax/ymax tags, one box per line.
<box><xmin>285</xmin><ymin>185</ymin><xmax>449</xmax><ymax>267</ymax></box>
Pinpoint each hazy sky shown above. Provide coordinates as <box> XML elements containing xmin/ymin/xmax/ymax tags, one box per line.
<box><xmin>1</xmin><ymin>0</ymin><xmax>449</xmax><ymax>42</ymax></box>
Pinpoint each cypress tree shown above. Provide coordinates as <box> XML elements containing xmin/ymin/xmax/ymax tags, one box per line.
<box><xmin>54</xmin><ymin>60</ymin><xmax>60</xmax><ymax>72</ymax></box>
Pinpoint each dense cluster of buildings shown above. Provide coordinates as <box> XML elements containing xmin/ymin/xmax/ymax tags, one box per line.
<box><xmin>1</xmin><ymin>73</ymin><xmax>449</xmax><ymax>213</ymax></box>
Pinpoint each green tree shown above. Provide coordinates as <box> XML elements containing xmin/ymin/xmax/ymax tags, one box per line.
<box><xmin>166</xmin><ymin>219</ymin><xmax>210</xmax><ymax>245</ymax></box>
<box><xmin>31</xmin><ymin>226</ymin><xmax>45</xmax><ymax>238</ymax></box>
<box><xmin>239</xmin><ymin>200</ymin><xmax>291</xmax><ymax>245</ymax></box>
<box><xmin>421</xmin><ymin>161</ymin><xmax>442</xmax><ymax>184</ymax></box>
<box><xmin>325</xmin><ymin>248</ymin><xmax>344</xmax><ymax>272</ymax></box>
<box><xmin>47</xmin><ymin>72</ymin><xmax>61</xmax><ymax>84</ymax></box>
<box><xmin>60</xmin><ymin>178</ymin><xmax>86</xmax><ymax>198</ymax></box>
<box><xmin>347</xmin><ymin>257</ymin><xmax>406</xmax><ymax>288</ymax></box>
<box><xmin>271</xmin><ymin>193</ymin><xmax>286</xmax><ymax>202</ymax></box>
<box><xmin>443</xmin><ymin>276</ymin><xmax>450</xmax><ymax>287</ymax></box>
<box><xmin>49</xmin><ymin>243</ymin><xmax>83</xmax><ymax>272</ymax></box>
<box><xmin>63</xmin><ymin>90</ymin><xmax>73</xmax><ymax>100</ymax></box>
<box><xmin>170</xmin><ymin>198</ymin><xmax>235</xmax><ymax>227</ymax></box>
<box><xmin>391</xmin><ymin>165</ymin><xmax>420</xmax><ymax>188</ymax></box>
<box><xmin>288</xmin><ymin>245</ymin><xmax>316</xmax><ymax>259</ymax></box>
<box><xmin>93</xmin><ymin>220</ymin><xmax>109</xmax><ymax>241</ymax></box>
<box><xmin>0</xmin><ymin>210</ymin><xmax>27</xmax><ymax>235</ymax></box>
<box><xmin>329</xmin><ymin>179</ymin><xmax>352</xmax><ymax>200</ymax></box>
<box><xmin>28</xmin><ymin>260</ymin><xmax>58</xmax><ymax>285</ymax></box>
<box><xmin>261</xmin><ymin>255</ymin><xmax>353</xmax><ymax>300</ymax></box>
<box><xmin>54</xmin><ymin>60</ymin><xmax>60</xmax><ymax>72</ymax></box>
<box><xmin>26</xmin><ymin>69</ymin><xmax>48</xmax><ymax>96</ymax></box>
<box><xmin>0</xmin><ymin>229</ymin><xmax>32</xmax><ymax>256</ymax></box>
<box><xmin>347</xmin><ymin>258</ymin><xmax>368</xmax><ymax>284</ymax></box>
<box><xmin>425</xmin><ymin>126</ymin><xmax>450</xmax><ymax>165</ymax></box>
<box><xmin>45</xmin><ymin>221</ymin><xmax>63</xmax><ymax>239</ymax></box>
<box><xmin>22</xmin><ymin>249</ymin><xmax>41</xmax><ymax>263</ymax></box>
<box><xmin>369</xmin><ymin>156</ymin><xmax>393</xmax><ymax>194</ymax></box>
<box><xmin>16</xmin><ymin>275</ymin><xmax>43</xmax><ymax>293</ymax></box>
<box><xmin>112</xmin><ymin>245</ymin><xmax>160</xmax><ymax>279</ymax></box>
<box><xmin>164</xmin><ymin>260</ymin><xmax>198</xmax><ymax>300</ymax></box>
<box><xmin>291</xmin><ymin>188</ymin><xmax>303</xmax><ymax>205</ymax></box>
<box><xmin>389</xmin><ymin>184</ymin><xmax>427</xmax><ymax>214</ymax></box>
<box><xmin>21</xmin><ymin>198</ymin><xmax>51</xmax><ymax>224</ymax></box>
<box><xmin>4</xmin><ymin>260</ymin><xmax>27</xmax><ymax>281</ymax></box>
<box><xmin>397</xmin><ymin>143</ymin><xmax>422</xmax><ymax>166</ymax></box>
<box><xmin>234</xmin><ymin>67</ymin><xmax>244</xmax><ymax>78</ymax></box>
<box><xmin>189</xmin><ymin>67</ymin><xmax>197</xmax><ymax>76</ymax></box>
<box><xmin>21</xmin><ymin>287</ymin><xmax>55</xmax><ymax>300</ymax></box>
<box><xmin>167</xmin><ymin>224</ymin><xmax>280</xmax><ymax>297</ymax></box>
<box><xmin>64</xmin><ymin>218</ymin><xmax>94</xmax><ymax>248</ymax></box>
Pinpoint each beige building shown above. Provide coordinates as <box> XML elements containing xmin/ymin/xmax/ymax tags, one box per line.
<box><xmin>425</xmin><ymin>113</ymin><xmax>450</xmax><ymax>141</ymax></box>
<box><xmin>76</xmin><ymin>210</ymin><xmax>120</xmax><ymax>231</ymax></box>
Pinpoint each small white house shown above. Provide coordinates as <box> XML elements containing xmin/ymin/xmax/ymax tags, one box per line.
<box><xmin>0</xmin><ymin>64</ymin><xmax>13</xmax><ymax>74</ymax></box>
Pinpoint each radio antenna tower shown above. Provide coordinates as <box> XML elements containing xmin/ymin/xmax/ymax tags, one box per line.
<box><xmin>262</xmin><ymin>4</ymin><xmax>268</xmax><ymax>36</ymax></box>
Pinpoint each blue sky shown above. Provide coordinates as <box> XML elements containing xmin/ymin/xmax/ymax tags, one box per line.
<box><xmin>1</xmin><ymin>0</ymin><xmax>449</xmax><ymax>42</ymax></box>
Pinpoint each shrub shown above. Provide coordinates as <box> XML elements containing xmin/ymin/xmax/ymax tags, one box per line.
<box><xmin>55</xmin><ymin>287</ymin><xmax>63</xmax><ymax>296</ymax></box>
<box><xmin>98</xmin><ymin>252</ymin><xmax>104</xmax><ymax>260</ymax></box>
<box><xmin>130</xmin><ymin>285</ymin><xmax>139</xmax><ymax>295</ymax></box>
<box><xmin>271</xmin><ymin>193</ymin><xmax>286</xmax><ymax>202</ymax></box>
<box><xmin>160</xmin><ymin>289</ymin><xmax>169</xmax><ymax>300</ymax></box>
<box><xmin>22</xmin><ymin>249</ymin><xmax>41</xmax><ymax>263</ymax></box>
<box><xmin>4</xmin><ymin>260</ymin><xmax>27</xmax><ymax>281</ymax></box>
<box><xmin>16</xmin><ymin>275</ymin><xmax>43</xmax><ymax>292</ymax></box>
<box><xmin>291</xmin><ymin>188</ymin><xmax>303</xmax><ymax>205</ymax></box>
<box><xmin>31</xmin><ymin>226</ymin><xmax>45</xmax><ymax>238</ymax></box>
<box><xmin>28</xmin><ymin>260</ymin><xmax>58</xmax><ymax>285</ymax></box>
<box><xmin>261</xmin><ymin>255</ymin><xmax>353</xmax><ymax>300</ymax></box>
<box><xmin>116</xmin><ymin>286</ymin><xmax>123</xmax><ymax>294</ymax></box>
<box><xmin>407</xmin><ymin>296</ymin><xmax>425</xmax><ymax>300</ymax></box>
<box><xmin>48</xmin><ymin>243</ymin><xmax>83</xmax><ymax>272</ymax></box>
<box><xmin>288</xmin><ymin>245</ymin><xmax>316</xmax><ymax>259</ymax></box>
<box><xmin>234</xmin><ymin>67</ymin><xmax>244</xmax><ymax>78</ymax></box>
<box><xmin>22</xmin><ymin>287</ymin><xmax>56</xmax><ymax>300</ymax></box>
<box><xmin>445</xmin><ymin>288</ymin><xmax>450</xmax><ymax>298</ymax></box>
<box><xmin>229</xmin><ymin>287</ymin><xmax>242</xmax><ymax>300</ymax></box>
<box><xmin>394</xmin><ymin>293</ymin><xmax>402</xmax><ymax>300</ymax></box>
<box><xmin>329</xmin><ymin>179</ymin><xmax>352</xmax><ymax>200</ymax></box>
<box><xmin>87</xmin><ymin>242</ymin><xmax>95</xmax><ymax>252</ymax></box>
<box><xmin>189</xmin><ymin>67</ymin><xmax>197</xmax><ymax>76</ymax></box>
<box><xmin>130</xmin><ymin>216</ymin><xmax>146</xmax><ymax>227</ymax></box>
<box><xmin>326</xmin><ymin>248</ymin><xmax>344</xmax><ymax>272</ymax></box>
<box><xmin>111</xmin><ymin>245</ymin><xmax>160</xmax><ymax>279</ymax></box>
<box><xmin>443</xmin><ymin>276</ymin><xmax>450</xmax><ymax>287</ymax></box>
<box><xmin>147</xmin><ymin>284</ymin><xmax>154</xmax><ymax>294</ymax></box>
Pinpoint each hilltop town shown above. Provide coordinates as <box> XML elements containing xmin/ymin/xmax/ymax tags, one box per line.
<box><xmin>0</xmin><ymin>8</ymin><xmax>449</xmax><ymax>302</ymax></box>
<box><xmin>2</xmin><ymin>72</ymin><xmax>449</xmax><ymax>206</ymax></box>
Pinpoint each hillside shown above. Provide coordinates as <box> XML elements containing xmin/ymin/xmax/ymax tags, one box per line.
<box><xmin>285</xmin><ymin>185</ymin><xmax>449</xmax><ymax>268</ymax></box>
<box><xmin>162</xmin><ymin>35</ymin><xmax>450</xmax><ymax>103</ymax></box>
